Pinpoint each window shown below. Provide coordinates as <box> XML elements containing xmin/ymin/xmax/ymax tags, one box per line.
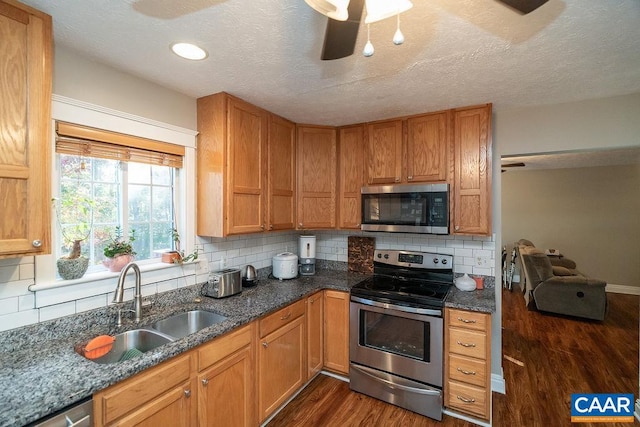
<box><xmin>57</xmin><ymin>155</ymin><xmax>176</xmax><ymax>271</ymax></box>
<box><xmin>54</xmin><ymin>121</ymin><xmax>186</xmax><ymax>277</ymax></box>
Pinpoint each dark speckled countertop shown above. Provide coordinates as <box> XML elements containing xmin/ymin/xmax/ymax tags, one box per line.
<box><xmin>0</xmin><ymin>269</ymin><xmax>494</xmax><ymax>427</ymax></box>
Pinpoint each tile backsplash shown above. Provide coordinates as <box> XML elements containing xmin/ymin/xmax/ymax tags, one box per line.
<box><xmin>0</xmin><ymin>230</ymin><xmax>495</xmax><ymax>331</ymax></box>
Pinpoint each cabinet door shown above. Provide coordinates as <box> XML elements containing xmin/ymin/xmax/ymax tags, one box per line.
<box><xmin>323</xmin><ymin>290</ymin><xmax>349</xmax><ymax>375</ymax></box>
<box><xmin>268</xmin><ymin>114</ymin><xmax>296</xmax><ymax>231</ymax></box>
<box><xmin>227</xmin><ymin>97</ymin><xmax>268</xmax><ymax>235</ymax></box>
<box><xmin>307</xmin><ymin>291</ymin><xmax>324</xmax><ymax>379</ymax></box>
<box><xmin>0</xmin><ymin>1</ymin><xmax>52</xmax><ymax>258</ymax></box>
<box><xmin>258</xmin><ymin>315</ymin><xmax>306</xmax><ymax>422</ymax></box>
<box><xmin>406</xmin><ymin>112</ymin><xmax>449</xmax><ymax>183</ymax></box>
<box><xmin>296</xmin><ymin>125</ymin><xmax>336</xmax><ymax>229</ymax></box>
<box><xmin>452</xmin><ymin>105</ymin><xmax>492</xmax><ymax>235</ymax></box>
<box><xmin>366</xmin><ymin>120</ymin><xmax>403</xmax><ymax>184</ymax></box>
<box><xmin>199</xmin><ymin>345</ymin><xmax>255</xmax><ymax>427</ymax></box>
<box><xmin>112</xmin><ymin>381</ymin><xmax>193</xmax><ymax>427</ymax></box>
<box><xmin>337</xmin><ymin>125</ymin><xmax>365</xmax><ymax>229</ymax></box>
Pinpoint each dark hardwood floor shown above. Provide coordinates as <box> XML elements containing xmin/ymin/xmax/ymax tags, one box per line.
<box><xmin>268</xmin><ymin>288</ymin><xmax>639</xmax><ymax>427</ymax></box>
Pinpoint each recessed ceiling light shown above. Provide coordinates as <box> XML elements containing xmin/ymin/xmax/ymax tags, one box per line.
<box><xmin>171</xmin><ymin>42</ymin><xmax>208</xmax><ymax>60</ymax></box>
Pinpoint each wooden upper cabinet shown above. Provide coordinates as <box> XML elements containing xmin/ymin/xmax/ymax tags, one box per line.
<box><xmin>198</xmin><ymin>93</ymin><xmax>297</xmax><ymax>237</ymax></box>
<box><xmin>366</xmin><ymin>120</ymin><xmax>403</xmax><ymax>184</ymax></box>
<box><xmin>227</xmin><ymin>97</ymin><xmax>268</xmax><ymax>235</ymax></box>
<box><xmin>337</xmin><ymin>125</ymin><xmax>365</xmax><ymax>229</ymax></box>
<box><xmin>268</xmin><ymin>114</ymin><xmax>296</xmax><ymax>231</ymax></box>
<box><xmin>406</xmin><ymin>111</ymin><xmax>449</xmax><ymax>183</ymax></box>
<box><xmin>0</xmin><ymin>1</ymin><xmax>52</xmax><ymax>258</ymax></box>
<box><xmin>296</xmin><ymin>125</ymin><xmax>337</xmax><ymax>229</ymax></box>
<box><xmin>452</xmin><ymin>104</ymin><xmax>492</xmax><ymax>236</ymax></box>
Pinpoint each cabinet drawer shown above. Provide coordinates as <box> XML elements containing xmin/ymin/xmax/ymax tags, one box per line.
<box><xmin>448</xmin><ymin>309</ymin><xmax>489</xmax><ymax>332</ymax></box>
<box><xmin>449</xmin><ymin>328</ymin><xmax>487</xmax><ymax>360</ymax></box>
<box><xmin>448</xmin><ymin>354</ymin><xmax>487</xmax><ymax>388</ymax></box>
<box><xmin>198</xmin><ymin>323</ymin><xmax>254</xmax><ymax>371</ymax></box>
<box><xmin>95</xmin><ymin>353</ymin><xmax>192</xmax><ymax>425</ymax></box>
<box><xmin>260</xmin><ymin>299</ymin><xmax>305</xmax><ymax>338</ymax></box>
<box><xmin>447</xmin><ymin>380</ymin><xmax>489</xmax><ymax>419</ymax></box>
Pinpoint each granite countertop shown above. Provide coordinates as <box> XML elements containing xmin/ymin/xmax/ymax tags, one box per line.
<box><xmin>0</xmin><ymin>269</ymin><xmax>494</xmax><ymax>426</ymax></box>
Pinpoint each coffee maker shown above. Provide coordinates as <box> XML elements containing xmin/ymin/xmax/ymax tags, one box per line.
<box><xmin>299</xmin><ymin>235</ymin><xmax>316</xmax><ymax>276</ymax></box>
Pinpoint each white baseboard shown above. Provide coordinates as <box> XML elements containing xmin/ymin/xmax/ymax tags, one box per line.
<box><xmin>491</xmin><ymin>372</ymin><xmax>506</xmax><ymax>395</ymax></box>
<box><xmin>606</xmin><ymin>283</ymin><xmax>640</xmax><ymax>295</ymax></box>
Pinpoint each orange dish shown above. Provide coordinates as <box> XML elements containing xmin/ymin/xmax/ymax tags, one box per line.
<box><xmin>83</xmin><ymin>335</ymin><xmax>115</xmax><ymax>359</ymax></box>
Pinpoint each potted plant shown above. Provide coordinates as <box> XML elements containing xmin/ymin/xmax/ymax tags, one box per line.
<box><xmin>161</xmin><ymin>228</ymin><xmax>198</xmax><ymax>264</ymax></box>
<box><xmin>52</xmin><ymin>197</ymin><xmax>93</xmax><ymax>280</ymax></box>
<box><xmin>102</xmin><ymin>226</ymin><xmax>136</xmax><ymax>272</ymax></box>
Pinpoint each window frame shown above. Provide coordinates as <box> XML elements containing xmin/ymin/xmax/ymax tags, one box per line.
<box><xmin>34</xmin><ymin>95</ymin><xmax>197</xmax><ymax>288</ymax></box>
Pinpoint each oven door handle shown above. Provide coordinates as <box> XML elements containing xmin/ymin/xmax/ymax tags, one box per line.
<box><xmin>351</xmin><ymin>364</ymin><xmax>441</xmax><ymax>396</ymax></box>
<box><xmin>351</xmin><ymin>296</ymin><xmax>442</xmax><ymax>317</ymax></box>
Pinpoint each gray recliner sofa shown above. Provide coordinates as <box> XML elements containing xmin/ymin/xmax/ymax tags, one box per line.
<box><xmin>517</xmin><ymin>240</ymin><xmax>607</xmax><ymax>321</ymax></box>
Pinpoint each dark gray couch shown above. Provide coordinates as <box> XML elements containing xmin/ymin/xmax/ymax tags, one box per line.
<box><xmin>517</xmin><ymin>240</ymin><xmax>607</xmax><ymax>321</ymax></box>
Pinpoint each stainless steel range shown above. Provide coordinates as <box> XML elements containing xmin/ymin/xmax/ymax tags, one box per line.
<box><xmin>349</xmin><ymin>249</ymin><xmax>454</xmax><ymax>421</ymax></box>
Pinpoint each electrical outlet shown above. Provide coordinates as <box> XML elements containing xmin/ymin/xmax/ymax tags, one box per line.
<box><xmin>475</xmin><ymin>257</ymin><xmax>491</xmax><ymax>267</ymax></box>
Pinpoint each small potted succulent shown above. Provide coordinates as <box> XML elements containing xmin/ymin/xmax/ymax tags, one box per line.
<box><xmin>161</xmin><ymin>228</ymin><xmax>198</xmax><ymax>264</ymax></box>
<box><xmin>102</xmin><ymin>226</ymin><xmax>136</xmax><ymax>272</ymax></box>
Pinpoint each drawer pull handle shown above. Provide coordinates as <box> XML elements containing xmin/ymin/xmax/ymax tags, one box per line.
<box><xmin>457</xmin><ymin>367</ymin><xmax>476</xmax><ymax>375</ymax></box>
<box><xmin>457</xmin><ymin>395</ymin><xmax>476</xmax><ymax>404</ymax></box>
<box><xmin>457</xmin><ymin>317</ymin><xmax>477</xmax><ymax>324</ymax></box>
<box><xmin>280</xmin><ymin>312</ymin><xmax>292</xmax><ymax>320</ymax></box>
<box><xmin>456</xmin><ymin>341</ymin><xmax>476</xmax><ymax>348</ymax></box>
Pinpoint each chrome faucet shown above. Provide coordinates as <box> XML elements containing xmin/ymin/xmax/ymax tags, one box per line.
<box><xmin>112</xmin><ymin>262</ymin><xmax>143</xmax><ymax>327</ymax></box>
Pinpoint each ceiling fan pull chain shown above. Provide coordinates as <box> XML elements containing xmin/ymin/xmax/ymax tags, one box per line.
<box><xmin>363</xmin><ymin>23</ymin><xmax>374</xmax><ymax>57</ymax></box>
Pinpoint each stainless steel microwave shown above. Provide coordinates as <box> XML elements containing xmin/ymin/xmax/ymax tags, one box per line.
<box><xmin>361</xmin><ymin>184</ymin><xmax>449</xmax><ymax>234</ymax></box>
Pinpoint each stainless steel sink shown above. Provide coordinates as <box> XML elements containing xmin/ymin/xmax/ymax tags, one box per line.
<box><xmin>88</xmin><ymin>329</ymin><xmax>174</xmax><ymax>364</ymax></box>
<box><xmin>151</xmin><ymin>310</ymin><xmax>227</xmax><ymax>339</ymax></box>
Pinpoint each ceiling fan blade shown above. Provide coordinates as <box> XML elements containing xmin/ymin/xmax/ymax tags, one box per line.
<box><xmin>321</xmin><ymin>0</ymin><xmax>364</xmax><ymax>60</ymax></box>
<box><xmin>496</xmin><ymin>0</ymin><xmax>549</xmax><ymax>14</ymax></box>
<box><xmin>501</xmin><ymin>162</ymin><xmax>526</xmax><ymax>168</ymax></box>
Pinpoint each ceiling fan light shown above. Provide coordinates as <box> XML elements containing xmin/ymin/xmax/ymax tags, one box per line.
<box><xmin>305</xmin><ymin>0</ymin><xmax>350</xmax><ymax>21</ymax></box>
<box><xmin>364</xmin><ymin>0</ymin><xmax>413</xmax><ymax>24</ymax></box>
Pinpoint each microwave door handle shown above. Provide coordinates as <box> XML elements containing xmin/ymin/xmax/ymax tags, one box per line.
<box><xmin>352</xmin><ymin>365</ymin><xmax>441</xmax><ymax>396</ymax></box>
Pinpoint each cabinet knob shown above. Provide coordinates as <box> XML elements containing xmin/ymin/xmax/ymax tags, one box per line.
<box><xmin>261</xmin><ymin>224</ymin><xmax>265</xmax><ymax>230</ymax></box>
<box><xmin>184</xmin><ymin>389</ymin><xmax>191</xmax><ymax>398</ymax></box>
<box><xmin>455</xmin><ymin>225</ymin><xmax>460</xmax><ymax>231</ymax></box>
<box><xmin>299</xmin><ymin>223</ymin><xmax>303</xmax><ymax>228</ymax></box>
<box><xmin>201</xmin><ymin>379</ymin><xmax>209</xmax><ymax>386</ymax></box>
<box><xmin>32</xmin><ymin>240</ymin><xmax>42</xmax><ymax>248</ymax></box>
<box><xmin>407</xmin><ymin>176</ymin><xmax>413</xmax><ymax>181</ymax></box>
<box><xmin>394</xmin><ymin>177</ymin><xmax>400</xmax><ymax>183</ymax></box>
<box><xmin>269</xmin><ymin>224</ymin><xmax>273</xmax><ymax>230</ymax></box>
<box><xmin>262</xmin><ymin>342</ymin><xmax>268</xmax><ymax>348</ymax></box>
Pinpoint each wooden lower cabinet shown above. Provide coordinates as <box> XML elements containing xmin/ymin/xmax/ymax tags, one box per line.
<box><xmin>258</xmin><ymin>304</ymin><xmax>306</xmax><ymax>422</ymax></box>
<box><xmin>323</xmin><ymin>290</ymin><xmax>350</xmax><ymax>375</ymax></box>
<box><xmin>307</xmin><ymin>291</ymin><xmax>324</xmax><ymax>379</ymax></box>
<box><xmin>197</xmin><ymin>324</ymin><xmax>256</xmax><ymax>427</ymax></box>
<box><xmin>444</xmin><ymin>308</ymin><xmax>492</xmax><ymax>420</ymax></box>
<box><xmin>93</xmin><ymin>354</ymin><xmax>194</xmax><ymax>426</ymax></box>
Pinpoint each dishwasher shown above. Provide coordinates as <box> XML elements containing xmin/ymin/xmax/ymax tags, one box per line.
<box><xmin>29</xmin><ymin>397</ymin><xmax>92</xmax><ymax>427</ymax></box>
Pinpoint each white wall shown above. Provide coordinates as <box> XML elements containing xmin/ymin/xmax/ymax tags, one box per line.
<box><xmin>53</xmin><ymin>46</ymin><xmax>197</xmax><ymax>130</ymax></box>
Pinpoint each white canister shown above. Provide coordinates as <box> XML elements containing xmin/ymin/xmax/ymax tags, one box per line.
<box><xmin>272</xmin><ymin>252</ymin><xmax>299</xmax><ymax>279</ymax></box>
<box><xmin>299</xmin><ymin>235</ymin><xmax>316</xmax><ymax>259</ymax></box>
<box><xmin>455</xmin><ymin>273</ymin><xmax>476</xmax><ymax>291</ymax></box>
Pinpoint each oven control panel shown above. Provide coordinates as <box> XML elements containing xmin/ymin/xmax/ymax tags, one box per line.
<box><xmin>374</xmin><ymin>249</ymin><xmax>453</xmax><ymax>269</ymax></box>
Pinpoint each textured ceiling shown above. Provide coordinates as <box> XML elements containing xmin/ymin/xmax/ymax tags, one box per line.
<box><xmin>18</xmin><ymin>0</ymin><xmax>640</xmax><ymax>126</ymax></box>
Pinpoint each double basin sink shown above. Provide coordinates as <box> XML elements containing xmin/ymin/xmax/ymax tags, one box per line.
<box><xmin>84</xmin><ymin>310</ymin><xmax>227</xmax><ymax>364</ymax></box>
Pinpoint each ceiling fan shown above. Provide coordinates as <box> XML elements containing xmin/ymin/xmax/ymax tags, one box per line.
<box><xmin>307</xmin><ymin>0</ymin><xmax>550</xmax><ymax>60</ymax></box>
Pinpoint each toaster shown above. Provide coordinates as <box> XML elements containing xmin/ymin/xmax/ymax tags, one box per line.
<box><xmin>202</xmin><ymin>268</ymin><xmax>242</xmax><ymax>298</ymax></box>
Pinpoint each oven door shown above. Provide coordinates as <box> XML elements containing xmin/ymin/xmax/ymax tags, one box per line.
<box><xmin>349</xmin><ymin>297</ymin><xmax>443</xmax><ymax>387</ymax></box>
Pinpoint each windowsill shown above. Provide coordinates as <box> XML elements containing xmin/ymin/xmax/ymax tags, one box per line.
<box><xmin>29</xmin><ymin>260</ymin><xmax>198</xmax><ymax>292</ymax></box>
